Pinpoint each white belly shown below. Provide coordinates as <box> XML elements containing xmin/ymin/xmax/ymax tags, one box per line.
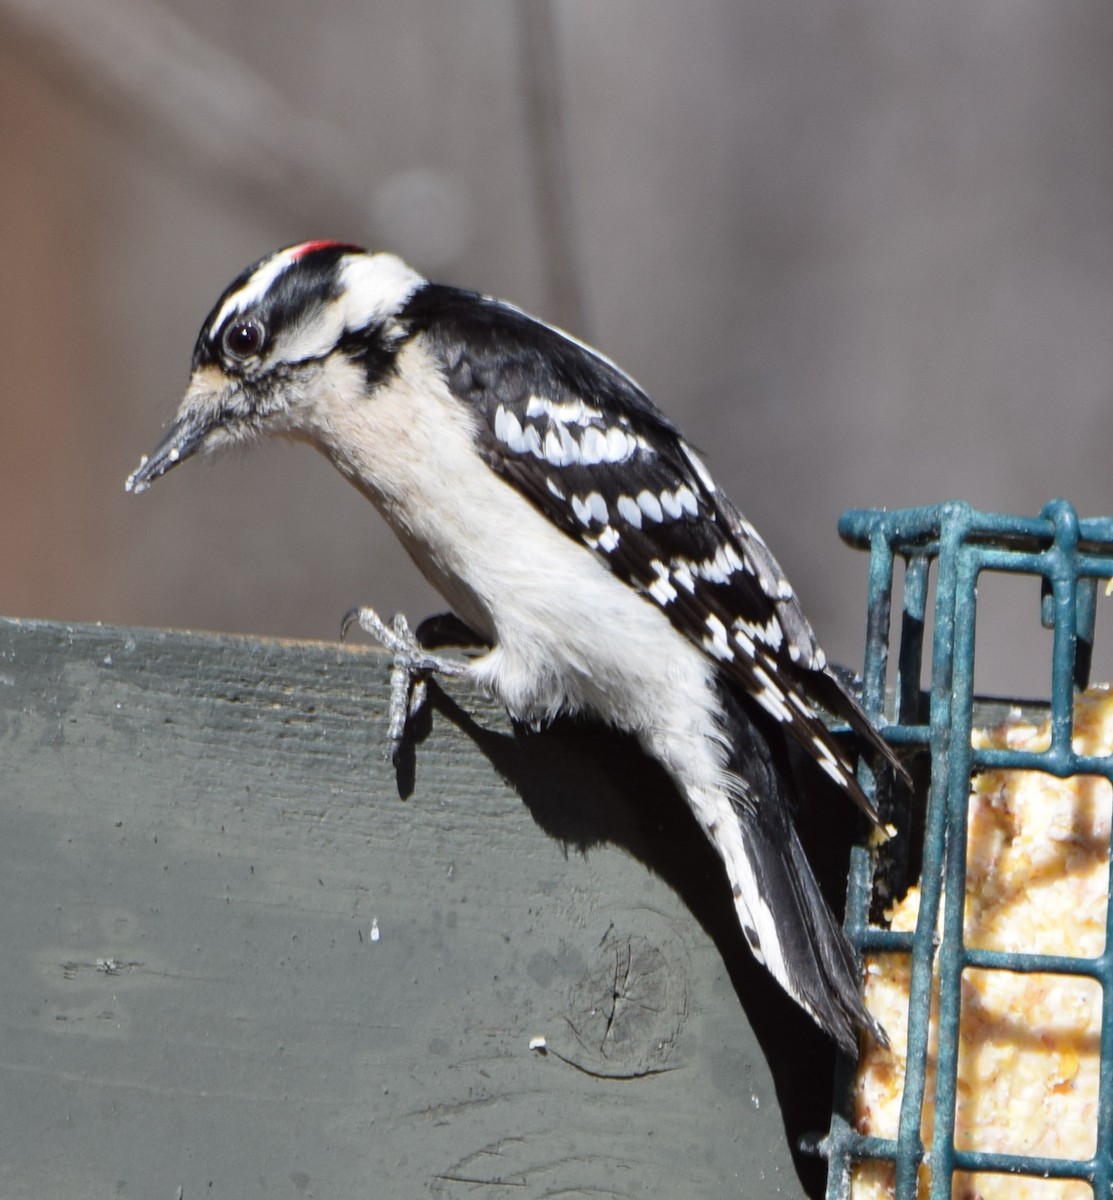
<box><xmin>305</xmin><ymin>338</ymin><xmax>729</xmax><ymax>792</ymax></box>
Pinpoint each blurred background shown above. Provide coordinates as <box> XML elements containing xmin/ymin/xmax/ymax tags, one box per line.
<box><xmin>3</xmin><ymin>0</ymin><xmax>1113</xmax><ymax>698</ymax></box>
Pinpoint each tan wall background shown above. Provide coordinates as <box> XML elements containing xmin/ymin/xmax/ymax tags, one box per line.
<box><xmin>4</xmin><ymin>1</ymin><xmax>1113</xmax><ymax>698</ymax></box>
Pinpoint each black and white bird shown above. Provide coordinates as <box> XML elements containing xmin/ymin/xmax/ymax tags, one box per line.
<box><xmin>127</xmin><ymin>240</ymin><xmax>900</xmax><ymax>1053</ymax></box>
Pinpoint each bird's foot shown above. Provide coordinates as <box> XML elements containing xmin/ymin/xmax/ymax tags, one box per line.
<box><xmin>341</xmin><ymin>607</ymin><xmax>470</xmax><ymax>765</ymax></box>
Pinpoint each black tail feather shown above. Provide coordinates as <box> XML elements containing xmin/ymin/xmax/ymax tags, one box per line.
<box><xmin>737</xmin><ymin>807</ymin><xmax>886</xmax><ymax>1054</ymax></box>
<box><xmin>717</xmin><ymin>679</ymin><xmax>885</xmax><ymax>1055</ymax></box>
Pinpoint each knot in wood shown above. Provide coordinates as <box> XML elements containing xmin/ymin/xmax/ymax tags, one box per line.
<box><xmin>561</xmin><ymin>927</ymin><xmax>689</xmax><ymax>1079</ymax></box>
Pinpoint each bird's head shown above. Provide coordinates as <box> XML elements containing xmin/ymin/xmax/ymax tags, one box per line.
<box><xmin>126</xmin><ymin>240</ymin><xmax>424</xmax><ymax>493</ymax></box>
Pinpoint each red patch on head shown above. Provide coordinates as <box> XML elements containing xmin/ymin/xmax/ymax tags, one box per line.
<box><xmin>290</xmin><ymin>240</ymin><xmax>363</xmax><ymax>260</ymax></box>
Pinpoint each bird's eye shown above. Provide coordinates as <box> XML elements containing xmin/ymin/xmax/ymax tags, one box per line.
<box><xmin>223</xmin><ymin>319</ymin><xmax>265</xmax><ymax>360</ymax></box>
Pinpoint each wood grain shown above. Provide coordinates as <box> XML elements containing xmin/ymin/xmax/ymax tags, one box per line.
<box><xmin>0</xmin><ymin>616</ymin><xmax>837</xmax><ymax>1198</ymax></box>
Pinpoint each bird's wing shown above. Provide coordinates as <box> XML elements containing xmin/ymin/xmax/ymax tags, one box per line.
<box><xmin>406</xmin><ymin>286</ymin><xmax>899</xmax><ymax>814</ymax></box>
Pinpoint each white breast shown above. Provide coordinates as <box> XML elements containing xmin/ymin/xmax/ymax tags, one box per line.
<box><xmin>301</xmin><ymin>339</ymin><xmax>727</xmax><ymax>784</ymax></box>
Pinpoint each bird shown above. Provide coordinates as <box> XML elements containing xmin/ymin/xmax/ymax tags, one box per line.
<box><xmin>127</xmin><ymin>240</ymin><xmax>901</xmax><ymax>1053</ymax></box>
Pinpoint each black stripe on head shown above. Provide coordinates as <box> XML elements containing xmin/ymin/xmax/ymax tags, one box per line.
<box><xmin>192</xmin><ymin>242</ymin><xmax>364</xmax><ymax>371</ymax></box>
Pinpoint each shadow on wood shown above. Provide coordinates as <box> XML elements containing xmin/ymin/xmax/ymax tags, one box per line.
<box><xmin>420</xmin><ymin>680</ymin><xmax>846</xmax><ymax>1198</ymax></box>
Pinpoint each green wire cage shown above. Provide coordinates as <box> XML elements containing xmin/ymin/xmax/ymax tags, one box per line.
<box><xmin>822</xmin><ymin>499</ymin><xmax>1113</xmax><ymax>1200</ymax></box>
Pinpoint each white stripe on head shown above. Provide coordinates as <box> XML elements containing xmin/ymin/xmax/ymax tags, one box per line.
<box><xmin>339</xmin><ymin>252</ymin><xmax>425</xmax><ymax>332</ymax></box>
<box><xmin>211</xmin><ymin>244</ymin><xmax>309</xmax><ymax>333</ymax></box>
<box><xmin>210</xmin><ymin>246</ymin><xmax>424</xmax><ymax>347</ymax></box>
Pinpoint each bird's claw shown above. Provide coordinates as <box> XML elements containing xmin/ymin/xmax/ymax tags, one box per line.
<box><xmin>342</xmin><ymin>606</ymin><xmax>467</xmax><ymax>764</ymax></box>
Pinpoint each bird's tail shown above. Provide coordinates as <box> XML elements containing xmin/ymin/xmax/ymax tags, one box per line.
<box><xmin>730</xmin><ymin>793</ymin><xmax>883</xmax><ymax>1054</ymax></box>
<box><xmin>711</xmin><ymin>685</ymin><xmax>884</xmax><ymax>1055</ymax></box>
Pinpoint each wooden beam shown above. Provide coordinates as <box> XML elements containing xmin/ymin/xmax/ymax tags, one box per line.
<box><xmin>0</xmin><ymin>616</ymin><xmax>835</xmax><ymax>1197</ymax></box>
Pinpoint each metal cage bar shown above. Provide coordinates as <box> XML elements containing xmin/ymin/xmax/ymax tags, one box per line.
<box><xmin>824</xmin><ymin>499</ymin><xmax>1113</xmax><ymax>1200</ymax></box>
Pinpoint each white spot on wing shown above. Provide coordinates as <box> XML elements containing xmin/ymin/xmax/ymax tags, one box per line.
<box><xmin>750</xmin><ymin>665</ymin><xmax>794</xmax><ymax>723</ymax></box>
<box><xmin>580</xmin><ymin>426</ymin><xmax>607</xmax><ymax>463</ymax></box>
<box><xmin>637</xmin><ymin>490</ymin><xmax>664</xmax><ymax>523</ymax></box>
<box><xmin>597</xmin><ymin>526</ymin><xmax>620</xmax><ymax>552</ymax></box>
<box><xmin>543</xmin><ymin>428</ymin><xmax>567</xmax><ymax>466</ymax></box>
<box><xmin>520</xmin><ymin>423</ymin><xmax>542</xmax><ymax>456</ymax></box>
<box><xmin>735</xmin><ymin>614</ymin><xmax>783</xmax><ymax>651</ymax></box>
<box><xmin>648</xmin><ymin>560</ymin><xmax>677</xmax><ymax>604</ymax></box>
<box><xmin>526</xmin><ymin>395</ymin><xmax>595</xmax><ymax>425</ymax></box>
<box><xmin>709</xmin><ymin>545</ymin><xmax>737</xmax><ymax>583</ymax></box>
<box><xmin>812</xmin><ymin>734</ymin><xmax>851</xmax><ymax>786</ymax></box>
<box><xmin>498</xmin><ymin>408</ymin><xmax>530</xmax><ymax>455</ymax></box>
<box><xmin>672</xmin><ymin>562</ymin><xmax>695</xmax><ymax>593</ymax></box>
<box><xmin>605</xmin><ymin>427</ymin><xmax>635</xmax><ymax>462</ymax></box>
<box><xmin>660</xmin><ymin>489</ymin><xmax>683</xmax><ymax>520</ymax></box>
<box><xmin>571</xmin><ymin>491</ymin><xmax>608</xmax><ymax>526</ymax></box>
<box><xmin>697</xmin><ymin>556</ymin><xmax>724</xmax><ymax>585</ymax></box>
<box><xmin>616</xmin><ymin>495</ymin><xmax>642</xmax><ymax>529</ymax></box>
<box><xmin>703</xmin><ymin>614</ymin><xmax>733</xmax><ymax>661</ymax></box>
<box><xmin>732</xmin><ymin>625</ymin><xmax>755</xmax><ymax>657</ymax></box>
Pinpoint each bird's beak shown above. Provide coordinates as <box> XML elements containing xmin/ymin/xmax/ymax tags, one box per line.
<box><xmin>126</xmin><ymin>366</ymin><xmax>238</xmax><ymax>494</ymax></box>
<box><xmin>125</xmin><ymin>408</ymin><xmax>212</xmax><ymax>494</ymax></box>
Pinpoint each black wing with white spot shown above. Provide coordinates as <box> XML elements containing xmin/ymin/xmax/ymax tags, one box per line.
<box><xmin>402</xmin><ymin>284</ymin><xmax>898</xmax><ymax>812</ymax></box>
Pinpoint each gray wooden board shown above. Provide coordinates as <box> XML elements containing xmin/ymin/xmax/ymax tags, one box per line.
<box><xmin>0</xmin><ymin>616</ymin><xmax>838</xmax><ymax>1199</ymax></box>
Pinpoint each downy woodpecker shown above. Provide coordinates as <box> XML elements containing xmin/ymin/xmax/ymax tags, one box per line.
<box><xmin>127</xmin><ymin>240</ymin><xmax>899</xmax><ymax>1052</ymax></box>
